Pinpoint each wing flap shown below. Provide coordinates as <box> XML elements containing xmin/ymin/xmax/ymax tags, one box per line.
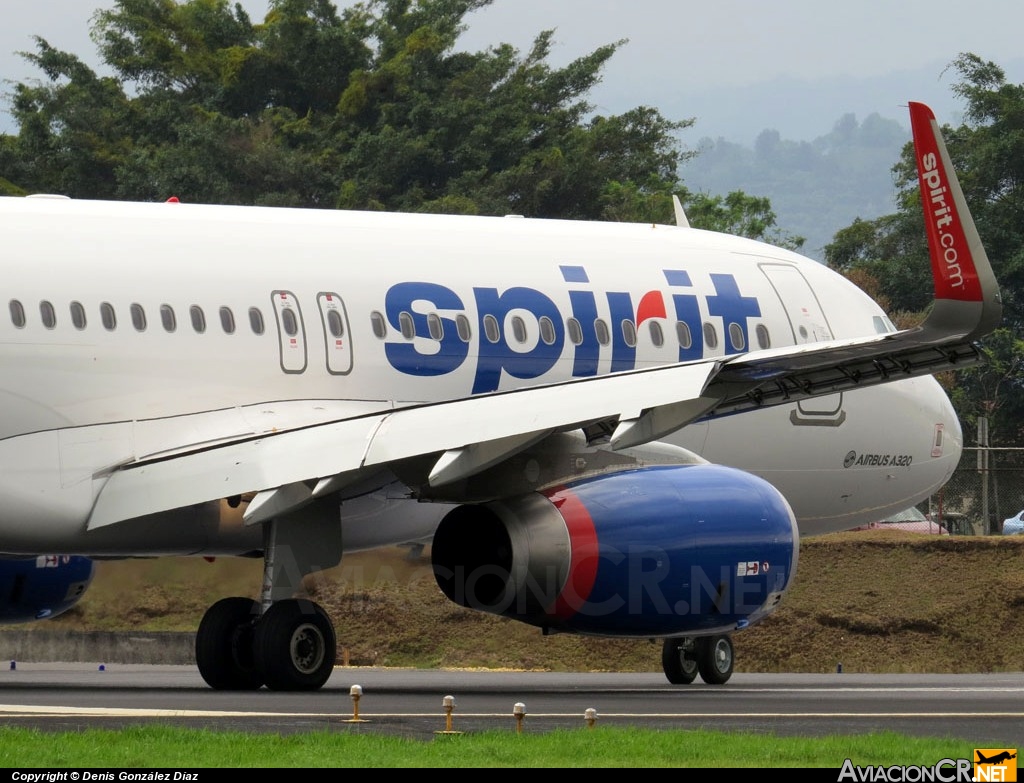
<box><xmin>87</xmin><ymin>361</ymin><xmax>720</xmax><ymax>529</ymax></box>
<box><xmin>87</xmin><ymin>416</ymin><xmax>386</xmax><ymax>530</ymax></box>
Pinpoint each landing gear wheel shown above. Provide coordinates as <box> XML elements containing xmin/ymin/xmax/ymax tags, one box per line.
<box><xmin>696</xmin><ymin>635</ymin><xmax>734</xmax><ymax>685</ymax></box>
<box><xmin>661</xmin><ymin>637</ymin><xmax>699</xmax><ymax>684</ymax></box>
<box><xmin>195</xmin><ymin>597</ymin><xmax>263</xmax><ymax>690</ymax></box>
<box><xmin>253</xmin><ymin>598</ymin><xmax>336</xmax><ymax>691</ymax></box>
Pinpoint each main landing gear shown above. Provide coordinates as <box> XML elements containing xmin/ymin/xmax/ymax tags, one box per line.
<box><xmin>195</xmin><ymin>506</ymin><xmax>342</xmax><ymax>691</ymax></box>
<box><xmin>196</xmin><ymin>596</ymin><xmax>336</xmax><ymax>691</ymax></box>
<box><xmin>661</xmin><ymin>635</ymin><xmax>734</xmax><ymax>685</ymax></box>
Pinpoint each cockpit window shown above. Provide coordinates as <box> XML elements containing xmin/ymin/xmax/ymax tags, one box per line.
<box><xmin>873</xmin><ymin>315</ymin><xmax>897</xmax><ymax>334</ymax></box>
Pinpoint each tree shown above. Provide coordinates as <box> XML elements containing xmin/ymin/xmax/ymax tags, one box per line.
<box><xmin>6</xmin><ymin>39</ymin><xmax>135</xmax><ymax>199</ymax></box>
<box><xmin>949</xmin><ymin>328</ymin><xmax>1024</xmax><ymax>445</ymax></box>
<box><xmin>825</xmin><ymin>53</ymin><xmax>1024</xmax><ymax>447</ymax></box>
<box><xmin>2</xmin><ymin>0</ymin><xmax>694</xmax><ymax>222</ymax></box>
<box><xmin>685</xmin><ymin>190</ymin><xmax>805</xmax><ymax>250</ymax></box>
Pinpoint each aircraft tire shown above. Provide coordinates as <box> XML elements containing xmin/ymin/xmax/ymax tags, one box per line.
<box><xmin>195</xmin><ymin>597</ymin><xmax>263</xmax><ymax>690</ymax></box>
<box><xmin>253</xmin><ymin>598</ymin><xmax>336</xmax><ymax>691</ymax></box>
<box><xmin>661</xmin><ymin>637</ymin><xmax>699</xmax><ymax>684</ymax></box>
<box><xmin>696</xmin><ymin>635</ymin><xmax>734</xmax><ymax>685</ymax></box>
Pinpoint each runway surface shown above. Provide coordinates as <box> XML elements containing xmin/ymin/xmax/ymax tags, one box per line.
<box><xmin>0</xmin><ymin>664</ymin><xmax>1020</xmax><ymax>744</ymax></box>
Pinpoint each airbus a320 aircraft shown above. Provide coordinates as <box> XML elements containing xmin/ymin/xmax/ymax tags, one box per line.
<box><xmin>0</xmin><ymin>102</ymin><xmax>1001</xmax><ymax>691</ymax></box>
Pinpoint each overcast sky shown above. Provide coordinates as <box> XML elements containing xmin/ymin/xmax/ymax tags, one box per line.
<box><xmin>3</xmin><ymin>0</ymin><xmax>1024</xmax><ymax>142</ymax></box>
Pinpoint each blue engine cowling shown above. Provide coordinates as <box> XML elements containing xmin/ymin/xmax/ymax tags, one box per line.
<box><xmin>0</xmin><ymin>555</ymin><xmax>95</xmax><ymax>624</ymax></box>
<box><xmin>431</xmin><ymin>464</ymin><xmax>799</xmax><ymax>637</ymax></box>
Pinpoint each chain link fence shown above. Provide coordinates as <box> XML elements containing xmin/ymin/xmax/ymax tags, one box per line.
<box><xmin>923</xmin><ymin>447</ymin><xmax>1024</xmax><ymax>535</ymax></box>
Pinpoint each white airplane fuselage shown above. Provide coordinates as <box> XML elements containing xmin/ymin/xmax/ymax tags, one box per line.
<box><xmin>0</xmin><ymin>196</ymin><xmax>960</xmax><ymax>556</ymax></box>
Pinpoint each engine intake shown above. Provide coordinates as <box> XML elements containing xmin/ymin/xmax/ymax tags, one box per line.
<box><xmin>432</xmin><ymin>464</ymin><xmax>798</xmax><ymax>637</ymax></box>
<box><xmin>0</xmin><ymin>555</ymin><xmax>95</xmax><ymax>624</ymax></box>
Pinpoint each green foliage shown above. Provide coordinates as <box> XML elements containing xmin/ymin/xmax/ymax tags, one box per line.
<box><xmin>7</xmin><ymin>39</ymin><xmax>134</xmax><ymax>198</ymax></box>
<box><xmin>4</xmin><ymin>0</ymin><xmax>693</xmax><ymax>220</ymax></box>
<box><xmin>949</xmin><ymin>328</ymin><xmax>1024</xmax><ymax>444</ymax></box>
<box><xmin>825</xmin><ymin>213</ymin><xmax>932</xmax><ymax>313</ymax></box>
<box><xmin>826</xmin><ymin>53</ymin><xmax>1024</xmax><ymax>446</ymax></box>
<box><xmin>0</xmin><ymin>136</ymin><xmax>28</xmax><ymax>195</ymax></box>
<box><xmin>685</xmin><ymin>189</ymin><xmax>804</xmax><ymax>250</ymax></box>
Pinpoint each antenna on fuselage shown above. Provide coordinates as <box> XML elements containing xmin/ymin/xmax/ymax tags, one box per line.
<box><xmin>672</xmin><ymin>195</ymin><xmax>690</xmax><ymax>228</ymax></box>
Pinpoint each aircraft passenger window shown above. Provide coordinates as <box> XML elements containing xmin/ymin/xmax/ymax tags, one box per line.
<box><xmin>9</xmin><ymin>300</ymin><xmax>25</xmax><ymax>329</ymax></box>
<box><xmin>249</xmin><ymin>307</ymin><xmax>265</xmax><ymax>335</ymax></box>
<box><xmin>703</xmin><ymin>322</ymin><xmax>718</xmax><ymax>350</ymax></box>
<box><xmin>220</xmin><ymin>307</ymin><xmax>235</xmax><ymax>334</ymax></box>
<box><xmin>511</xmin><ymin>315</ymin><xmax>527</xmax><ymax>344</ymax></box>
<box><xmin>326</xmin><ymin>310</ymin><xmax>344</xmax><ymax>338</ymax></box>
<box><xmin>728</xmin><ymin>322</ymin><xmax>745</xmax><ymax>351</ymax></box>
<box><xmin>161</xmin><ymin>304</ymin><xmax>177</xmax><ymax>332</ymax></box>
<box><xmin>566</xmin><ymin>318</ymin><xmax>583</xmax><ymax>346</ymax></box>
<box><xmin>70</xmin><ymin>301</ymin><xmax>86</xmax><ymax>330</ymax></box>
<box><xmin>539</xmin><ymin>316</ymin><xmax>556</xmax><ymax>346</ymax></box>
<box><xmin>456</xmin><ymin>314</ymin><xmax>471</xmax><ymax>342</ymax></box>
<box><xmin>649</xmin><ymin>321</ymin><xmax>664</xmax><ymax>347</ymax></box>
<box><xmin>756</xmin><ymin>324</ymin><xmax>770</xmax><ymax>349</ymax></box>
<box><xmin>799</xmin><ymin>325</ymin><xmax>809</xmax><ymax>340</ymax></box>
<box><xmin>427</xmin><ymin>313</ymin><xmax>443</xmax><ymax>340</ymax></box>
<box><xmin>621</xmin><ymin>319</ymin><xmax>637</xmax><ymax>348</ymax></box>
<box><xmin>676</xmin><ymin>321</ymin><xmax>692</xmax><ymax>349</ymax></box>
<box><xmin>40</xmin><ymin>301</ymin><xmax>56</xmax><ymax>329</ymax></box>
<box><xmin>100</xmin><ymin>302</ymin><xmax>117</xmax><ymax>331</ymax></box>
<box><xmin>595</xmin><ymin>319</ymin><xmax>610</xmax><ymax>346</ymax></box>
<box><xmin>190</xmin><ymin>305</ymin><xmax>207</xmax><ymax>334</ymax></box>
<box><xmin>370</xmin><ymin>311</ymin><xmax>386</xmax><ymax>339</ymax></box>
<box><xmin>483</xmin><ymin>314</ymin><xmax>500</xmax><ymax>343</ymax></box>
<box><xmin>398</xmin><ymin>311</ymin><xmax>415</xmax><ymax>339</ymax></box>
<box><xmin>130</xmin><ymin>303</ymin><xmax>146</xmax><ymax>332</ymax></box>
<box><xmin>281</xmin><ymin>308</ymin><xmax>298</xmax><ymax>337</ymax></box>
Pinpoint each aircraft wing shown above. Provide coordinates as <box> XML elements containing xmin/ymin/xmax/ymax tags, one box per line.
<box><xmin>86</xmin><ymin>102</ymin><xmax>1001</xmax><ymax>530</ymax></box>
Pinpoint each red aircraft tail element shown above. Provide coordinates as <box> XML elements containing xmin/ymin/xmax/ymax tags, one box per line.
<box><xmin>909</xmin><ymin>101</ymin><xmax>1001</xmax><ymax>341</ymax></box>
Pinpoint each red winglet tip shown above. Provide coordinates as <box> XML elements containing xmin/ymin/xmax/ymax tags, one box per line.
<box><xmin>910</xmin><ymin>102</ymin><xmax>984</xmax><ymax>302</ymax></box>
<box><xmin>908</xmin><ymin>101</ymin><xmax>935</xmax><ymax>123</ymax></box>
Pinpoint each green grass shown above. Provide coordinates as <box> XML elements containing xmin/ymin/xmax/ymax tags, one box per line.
<box><xmin>0</xmin><ymin>726</ymin><xmax>989</xmax><ymax>768</ymax></box>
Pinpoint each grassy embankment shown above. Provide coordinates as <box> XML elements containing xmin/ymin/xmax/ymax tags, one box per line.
<box><xmin>39</xmin><ymin>531</ymin><xmax>1024</xmax><ymax>675</ymax></box>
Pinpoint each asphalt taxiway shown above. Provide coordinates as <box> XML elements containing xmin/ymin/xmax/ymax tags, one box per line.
<box><xmin>0</xmin><ymin>664</ymin><xmax>1020</xmax><ymax>744</ymax></box>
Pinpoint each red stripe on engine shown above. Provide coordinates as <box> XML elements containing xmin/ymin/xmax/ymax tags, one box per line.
<box><xmin>545</xmin><ymin>487</ymin><xmax>599</xmax><ymax>620</ymax></box>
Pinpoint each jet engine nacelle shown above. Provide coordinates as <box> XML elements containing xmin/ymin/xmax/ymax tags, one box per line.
<box><xmin>431</xmin><ymin>464</ymin><xmax>799</xmax><ymax>637</ymax></box>
<box><xmin>0</xmin><ymin>555</ymin><xmax>95</xmax><ymax>624</ymax></box>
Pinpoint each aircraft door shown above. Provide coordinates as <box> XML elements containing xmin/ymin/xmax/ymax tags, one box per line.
<box><xmin>271</xmin><ymin>291</ymin><xmax>307</xmax><ymax>374</ymax></box>
<box><xmin>317</xmin><ymin>292</ymin><xmax>353</xmax><ymax>375</ymax></box>
<box><xmin>759</xmin><ymin>263</ymin><xmax>844</xmax><ymax>426</ymax></box>
<box><xmin>759</xmin><ymin>263</ymin><xmax>833</xmax><ymax>344</ymax></box>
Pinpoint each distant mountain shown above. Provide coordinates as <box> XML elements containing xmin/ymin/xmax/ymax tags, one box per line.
<box><xmin>658</xmin><ymin>64</ymin><xmax>958</xmax><ymax>144</ymax></box>
<box><xmin>679</xmin><ymin>111</ymin><xmax>910</xmax><ymax>261</ymax></box>
<box><xmin>665</xmin><ymin>56</ymin><xmax>1024</xmax><ymax>261</ymax></box>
